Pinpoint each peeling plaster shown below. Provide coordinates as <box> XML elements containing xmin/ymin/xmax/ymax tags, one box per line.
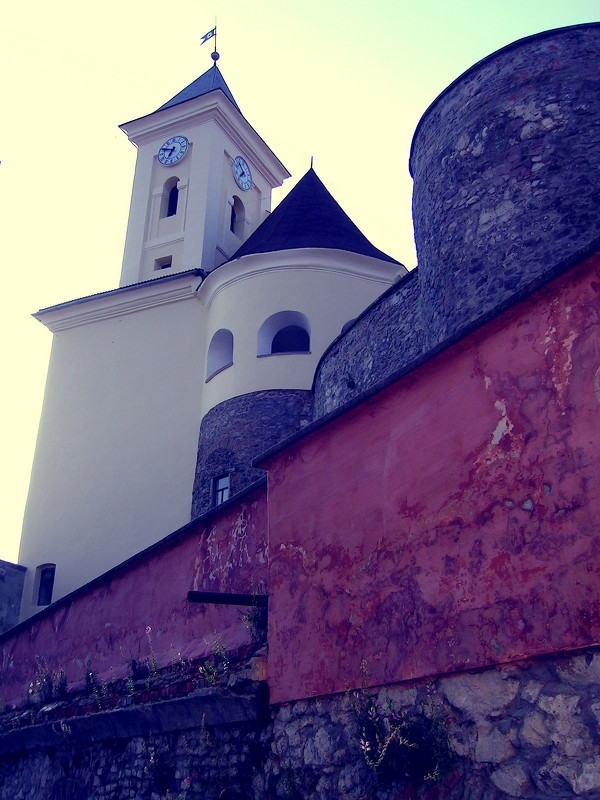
<box><xmin>491</xmin><ymin>399</ymin><xmax>514</xmax><ymax>445</ymax></box>
<box><xmin>1</xmin><ymin>491</ymin><xmax>268</xmax><ymax>707</ymax></box>
<box><xmin>268</xmin><ymin>252</ymin><xmax>600</xmax><ymax>704</ymax></box>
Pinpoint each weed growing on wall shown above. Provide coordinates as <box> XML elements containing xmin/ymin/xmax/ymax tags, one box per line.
<box><xmin>170</xmin><ymin>643</ymin><xmax>190</xmax><ymax>676</ymax></box>
<box><xmin>350</xmin><ymin>662</ymin><xmax>453</xmax><ymax>791</ymax></box>
<box><xmin>239</xmin><ymin>581</ymin><xmax>268</xmax><ymax>646</ymax></box>
<box><xmin>198</xmin><ymin>634</ymin><xmax>230</xmax><ymax>686</ymax></box>
<box><xmin>143</xmin><ymin>734</ymin><xmax>176</xmax><ymax>795</ymax></box>
<box><xmin>146</xmin><ymin>625</ymin><xmax>159</xmax><ymax>680</ymax></box>
<box><xmin>28</xmin><ymin>657</ymin><xmax>68</xmax><ymax>705</ymax></box>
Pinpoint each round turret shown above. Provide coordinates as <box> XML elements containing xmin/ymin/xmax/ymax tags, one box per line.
<box><xmin>410</xmin><ymin>23</ymin><xmax>600</xmax><ymax>344</ymax></box>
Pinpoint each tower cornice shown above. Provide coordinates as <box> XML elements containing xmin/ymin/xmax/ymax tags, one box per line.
<box><xmin>201</xmin><ymin>248</ymin><xmax>404</xmax><ymax>308</ymax></box>
<box><xmin>34</xmin><ymin>271</ymin><xmax>204</xmax><ymax>332</ymax></box>
<box><xmin>120</xmin><ymin>93</ymin><xmax>289</xmax><ymax>187</ymax></box>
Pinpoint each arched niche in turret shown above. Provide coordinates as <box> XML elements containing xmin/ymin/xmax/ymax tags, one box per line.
<box><xmin>206</xmin><ymin>329</ymin><xmax>234</xmax><ymax>381</ymax></box>
<box><xmin>257</xmin><ymin>311</ymin><xmax>311</xmax><ymax>356</ymax></box>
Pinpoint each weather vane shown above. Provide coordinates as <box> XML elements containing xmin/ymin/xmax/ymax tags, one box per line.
<box><xmin>201</xmin><ymin>24</ymin><xmax>219</xmax><ymax>63</ymax></box>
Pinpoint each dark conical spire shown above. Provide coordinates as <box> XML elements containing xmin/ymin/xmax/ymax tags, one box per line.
<box><xmin>230</xmin><ymin>168</ymin><xmax>400</xmax><ymax>264</ymax></box>
<box><xmin>156</xmin><ymin>64</ymin><xmax>241</xmax><ymax>113</ymax></box>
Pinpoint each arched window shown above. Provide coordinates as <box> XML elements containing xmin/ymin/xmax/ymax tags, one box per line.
<box><xmin>271</xmin><ymin>326</ymin><xmax>310</xmax><ymax>353</ymax></box>
<box><xmin>160</xmin><ymin>177</ymin><xmax>179</xmax><ymax>219</ymax></box>
<box><xmin>230</xmin><ymin>195</ymin><xmax>245</xmax><ymax>236</ymax></box>
<box><xmin>257</xmin><ymin>311</ymin><xmax>311</xmax><ymax>356</ymax></box>
<box><xmin>206</xmin><ymin>329</ymin><xmax>234</xmax><ymax>380</ymax></box>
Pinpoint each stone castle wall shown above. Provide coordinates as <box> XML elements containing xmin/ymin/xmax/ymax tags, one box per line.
<box><xmin>313</xmin><ymin>22</ymin><xmax>600</xmax><ymax>419</ymax></box>
<box><xmin>192</xmin><ymin>390</ymin><xmax>313</xmax><ymax>517</ymax></box>
<box><xmin>313</xmin><ymin>269</ymin><xmax>422</xmax><ymax>418</ymax></box>
<box><xmin>411</xmin><ymin>22</ymin><xmax>600</xmax><ymax>348</ymax></box>
<box><xmin>2</xmin><ymin>647</ymin><xmax>600</xmax><ymax>799</ymax></box>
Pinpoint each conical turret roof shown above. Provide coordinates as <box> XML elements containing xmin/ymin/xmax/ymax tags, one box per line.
<box><xmin>156</xmin><ymin>64</ymin><xmax>241</xmax><ymax>113</ymax></box>
<box><xmin>230</xmin><ymin>168</ymin><xmax>400</xmax><ymax>264</ymax></box>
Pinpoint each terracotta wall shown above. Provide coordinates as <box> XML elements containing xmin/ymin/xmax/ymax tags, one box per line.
<box><xmin>266</xmin><ymin>252</ymin><xmax>600</xmax><ymax>704</ymax></box>
<box><xmin>0</xmin><ymin>489</ymin><xmax>267</xmax><ymax>707</ymax></box>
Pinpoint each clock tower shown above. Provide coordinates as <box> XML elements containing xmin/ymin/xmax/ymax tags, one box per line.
<box><xmin>119</xmin><ymin>64</ymin><xmax>289</xmax><ymax>286</ymax></box>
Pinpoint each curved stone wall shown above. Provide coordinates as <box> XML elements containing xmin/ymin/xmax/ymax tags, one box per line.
<box><xmin>313</xmin><ymin>270</ymin><xmax>422</xmax><ymax>417</ymax></box>
<box><xmin>192</xmin><ymin>390</ymin><xmax>313</xmax><ymax>517</ymax></box>
<box><xmin>410</xmin><ymin>23</ymin><xmax>600</xmax><ymax>345</ymax></box>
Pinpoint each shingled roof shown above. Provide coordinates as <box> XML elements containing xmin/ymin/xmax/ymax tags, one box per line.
<box><xmin>156</xmin><ymin>64</ymin><xmax>241</xmax><ymax>113</ymax></box>
<box><xmin>230</xmin><ymin>168</ymin><xmax>400</xmax><ymax>264</ymax></box>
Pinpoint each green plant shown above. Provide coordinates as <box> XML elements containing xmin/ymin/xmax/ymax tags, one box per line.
<box><xmin>143</xmin><ymin>736</ymin><xmax>175</xmax><ymax>795</ymax></box>
<box><xmin>350</xmin><ymin>662</ymin><xmax>453</xmax><ymax>790</ymax></box>
<box><xmin>85</xmin><ymin>669</ymin><xmax>105</xmax><ymax>710</ymax></box>
<box><xmin>28</xmin><ymin>656</ymin><xmax>53</xmax><ymax>704</ymax></box>
<box><xmin>199</xmin><ymin>634</ymin><xmax>230</xmax><ymax>686</ymax></box>
<box><xmin>170</xmin><ymin>643</ymin><xmax>190</xmax><ymax>676</ymax></box>
<box><xmin>122</xmin><ymin>626</ymin><xmax>161</xmax><ymax>686</ymax></box>
<box><xmin>238</xmin><ymin>581</ymin><xmax>268</xmax><ymax>646</ymax></box>
<box><xmin>145</xmin><ymin>625</ymin><xmax>159</xmax><ymax>680</ymax></box>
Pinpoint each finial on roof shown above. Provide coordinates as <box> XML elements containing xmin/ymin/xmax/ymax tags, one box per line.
<box><xmin>212</xmin><ymin>51</ymin><xmax>220</xmax><ymax>63</ymax></box>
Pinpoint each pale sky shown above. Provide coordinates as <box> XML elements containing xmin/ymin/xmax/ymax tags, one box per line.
<box><xmin>1</xmin><ymin>0</ymin><xmax>598</xmax><ymax>562</ymax></box>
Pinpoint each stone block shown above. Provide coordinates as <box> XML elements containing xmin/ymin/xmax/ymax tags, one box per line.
<box><xmin>557</xmin><ymin>757</ymin><xmax>600</xmax><ymax>796</ymax></box>
<box><xmin>439</xmin><ymin>670</ymin><xmax>519</xmax><ymax>719</ymax></box>
<box><xmin>490</xmin><ymin>763</ymin><xmax>531</xmax><ymax>797</ymax></box>
<box><xmin>556</xmin><ymin>652</ymin><xmax>600</xmax><ymax>687</ymax></box>
<box><xmin>521</xmin><ymin>710</ymin><xmax>549</xmax><ymax>748</ymax></box>
<box><xmin>474</xmin><ymin>721</ymin><xmax>516</xmax><ymax>763</ymax></box>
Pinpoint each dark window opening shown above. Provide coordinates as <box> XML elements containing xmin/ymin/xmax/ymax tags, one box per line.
<box><xmin>230</xmin><ymin>196</ymin><xmax>245</xmax><ymax>237</ymax></box>
<box><xmin>212</xmin><ymin>474</ymin><xmax>231</xmax><ymax>506</ymax></box>
<box><xmin>271</xmin><ymin>325</ymin><xmax>310</xmax><ymax>354</ymax></box>
<box><xmin>154</xmin><ymin>256</ymin><xmax>172</xmax><ymax>271</ymax></box>
<box><xmin>37</xmin><ymin>565</ymin><xmax>56</xmax><ymax>606</ymax></box>
<box><xmin>160</xmin><ymin>177</ymin><xmax>179</xmax><ymax>219</ymax></box>
<box><xmin>166</xmin><ymin>184</ymin><xmax>178</xmax><ymax>217</ymax></box>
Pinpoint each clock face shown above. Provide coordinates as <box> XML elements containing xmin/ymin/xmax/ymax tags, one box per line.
<box><xmin>158</xmin><ymin>136</ymin><xmax>189</xmax><ymax>166</ymax></box>
<box><xmin>233</xmin><ymin>156</ymin><xmax>252</xmax><ymax>191</ymax></box>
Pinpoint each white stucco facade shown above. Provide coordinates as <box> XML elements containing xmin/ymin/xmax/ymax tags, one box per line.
<box><xmin>18</xmin><ymin>274</ymin><xmax>206</xmax><ymax>620</ymax></box>
<box><xmin>17</xmin><ymin>68</ymin><xmax>405</xmax><ymax>621</ymax></box>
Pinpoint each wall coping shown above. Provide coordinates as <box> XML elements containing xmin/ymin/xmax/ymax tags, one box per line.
<box><xmin>0</xmin><ymin>690</ymin><xmax>259</xmax><ymax>755</ymax></box>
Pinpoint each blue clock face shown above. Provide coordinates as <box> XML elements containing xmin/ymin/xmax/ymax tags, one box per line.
<box><xmin>233</xmin><ymin>156</ymin><xmax>252</xmax><ymax>191</ymax></box>
<box><xmin>158</xmin><ymin>136</ymin><xmax>189</xmax><ymax>166</ymax></box>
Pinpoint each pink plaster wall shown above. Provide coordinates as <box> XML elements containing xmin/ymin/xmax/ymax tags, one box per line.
<box><xmin>0</xmin><ymin>489</ymin><xmax>267</xmax><ymax>707</ymax></box>
<box><xmin>266</xmin><ymin>253</ymin><xmax>600</xmax><ymax>704</ymax></box>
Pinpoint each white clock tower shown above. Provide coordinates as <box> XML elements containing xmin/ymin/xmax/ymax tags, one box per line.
<box><xmin>119</xmin><ymin>63</ymin><xmax>289</xmax><ymax>285</ymax></box>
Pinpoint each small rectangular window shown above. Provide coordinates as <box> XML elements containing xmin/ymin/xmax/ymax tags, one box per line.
<box><xmin>212</xmin><ymin>474</ymin><xmax>231</xmax><ymax>507</ymax></box>
<box><xmin>154</xmin><ymin>256</ymin><xmax>173</xmax><ymax>271</ymax></box>
<box><xmin>36</xmin><ymin>564</ymin><xmax>56</xmax><ymax>606</ymax></box>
